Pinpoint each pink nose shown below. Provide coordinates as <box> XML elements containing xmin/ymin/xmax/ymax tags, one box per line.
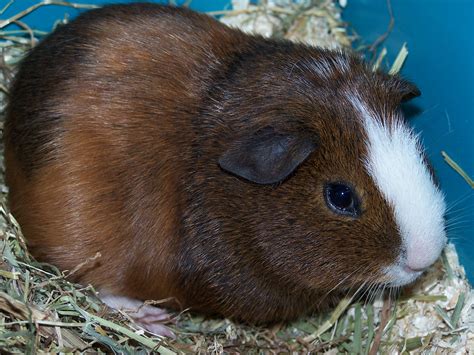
<box><xmin>406</xmin><ymin>238</ymin><xmax>445</xmax><ymax>272</ymax></box>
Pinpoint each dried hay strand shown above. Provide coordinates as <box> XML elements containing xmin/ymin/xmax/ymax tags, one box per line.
<box><xmin>217</xmin><ymin>0</ymin><xmax>353</xmax><ymax>48</ymax></box>
<box><xmin>0</xmin><ymin>1</ymin><xmax>473</xmax><ymax>353</ymax></box>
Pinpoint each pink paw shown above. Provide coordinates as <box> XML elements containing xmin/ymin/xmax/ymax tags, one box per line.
<box><xmin>100</xmin><ymin>294</ymin><xmax>175</xmax><ymax>338</ymax></box>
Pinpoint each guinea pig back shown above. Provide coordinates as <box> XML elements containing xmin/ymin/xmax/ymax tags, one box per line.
<box><xmin>4</xmin><ymin>3</ymin><xmax>446</xmax><ymax>323</ymax></box>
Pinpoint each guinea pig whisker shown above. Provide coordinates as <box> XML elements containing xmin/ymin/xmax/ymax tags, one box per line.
<box><xmin>445</xmin><ymin>214</ymin><xmax>473</xmax><ymax>238</ymax></box>
<box><xmin>362</xmin><ymin>280</ymin><xmax>380</xmax><ymax>306</ymax></box>
<box><xmin>445</xmin><ymin>192</ymin><xmax>474</xmax><ymax>213</ymax></box>
<box><xmin>357</xmin><ymin>282</ymin><xmax>374</xmax><ymax>306</ymax></box>
<box><xmin>445</xmin><ymin>216</ymin><xmax>472</xmax><ymax>226</ymax></box>
<box><xmin>367</xmin><ymin>284</ymin><xmax>377</xmax><ymax>305</ymax></box>
<box><xmin>446</xmin><ymin>224</ymin><xmax>472</xmax><ymax>234</ymax></box>
<box><xmin>317</xmin><ymin>265</ymin><xmax>366</xmax><ymax>307</ymax></box>
<box><xmin>445</xmin><ymin>206</ymin><xmax>474</xmax><ymax>220</ymax></box>
<box><xmin>447</xmin><ymin>235</ymin><xmax>468</xmax><ymax>243</ymax></box>
<box><xmin>369</xmin><ymin>283</ymin><xmax>386</xmax><ymax>305</ymax></box>
<box><xmin>447</xmin><ymin>232</ymin><xmax>469</xmax><ymax>238</ymax></box>
<box><xmin>351</xmin><ymin>266</ymin><xmax>377</xmax><ymax>303</ymax></box>
<box><xmin>389</xmin><ymin>284</ymin><xmax>399</xmax><ymax>304</ymax></box>
<box><xmin>388</xmin><ymin>285</ymin><xmax>400</xmax><ymax>303</ymax></box>
<box><xmin>445</xmin><ymin>217</ymin><xmax>472</xmax><ymax>231</ymax></box>
<box><xmin>446</xmin><ymin>228</ymin><xmax>472</xmax><ymax>238</ymax></box>
<box><xmin>346</xmin><ymin>266</ymin><xmax>374</xmax><ymax>295</ymax></box>
<box><xmin>445</xmin><ymin>215</ymin><xmax>473</xmax><ymax>227</ymax></box>
<box><xmin>375</xmin><ymin>283</ymin><xmax>387</xmax><ymax>304</ymax></box>
<box><xmin>445</xmin><ymin>223</ymin><xmax>473</xmax><ymax>235</ymax></box>
<box><xmin>386</xmin><ymin>284</ymin><xmax>398</xmax><ymax>301</ymax></box>
<box><xmin>446</xmin><ymin>203</ymin><xmax>473</xmax><ymax>216</ymax></box>
<box><xmin>364</xmin><ymin>280</ymin><xmax>382</xmax><ymax>307</ymax></box>
<box><xmin>344</xmin><ymin>264</ymin><xmax>381</xmax><ymax>306</ymax></box>
<box><xmin>353</xmin><ymin>280</ymin><xmax>369</xmax><ymax>301</ymax></box>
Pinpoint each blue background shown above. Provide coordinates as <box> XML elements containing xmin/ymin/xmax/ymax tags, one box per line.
<box><xmin>2</xmin><ymin>0</ymin><xmax>473</xmax><ymax>283</ymax></box>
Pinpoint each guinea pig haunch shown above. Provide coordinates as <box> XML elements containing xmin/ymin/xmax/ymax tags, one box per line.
<box><xmin>4</xmin><ymin>3</ymin><xmax>446</xmax><ymax>333</ymax></box>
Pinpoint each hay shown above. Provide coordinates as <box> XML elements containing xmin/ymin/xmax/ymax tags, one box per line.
<box><xmin>441</xmin><ymin>151</ymin><xmax>474</xmax><ymax>189</ymax></box>
<box><xmin>217</xmin><ymin>0</ymin><xmax>352</xmax><ymax>48</ymax></box>
<box><xmin>0</xmin><ymin>1</ymin><xmax>473</xmax><ymax>353</ymax></box>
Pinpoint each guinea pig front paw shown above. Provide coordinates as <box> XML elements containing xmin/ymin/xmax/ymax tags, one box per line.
<box><xmin>99</xmin><ymin>294</ymin><xmax>175</xmax><ymax>338</ymax></box>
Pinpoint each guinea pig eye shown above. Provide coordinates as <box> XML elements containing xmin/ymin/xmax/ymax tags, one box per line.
<box><xmin>324</xmin><ymin>183</ymin><xmax>360</xmax><ymax>217</ymax></box>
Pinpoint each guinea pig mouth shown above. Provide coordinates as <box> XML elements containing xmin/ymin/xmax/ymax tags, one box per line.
<box><xmin>382</xmin><ymin>263</ymin><xmax>424</xmax><ymax>287</ymax></box>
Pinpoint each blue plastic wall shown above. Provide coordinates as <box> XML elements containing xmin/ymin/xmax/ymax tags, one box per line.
<box><xmin>2</xmin><ymin>1</ymin><xmax>473</xmax><ymax>282</ymax></box>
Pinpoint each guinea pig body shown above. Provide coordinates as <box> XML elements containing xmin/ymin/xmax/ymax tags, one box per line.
<box><xmin>5</xmin><ymin>4</ymin><xmax>446</xmax><ymax>325</ymax></box>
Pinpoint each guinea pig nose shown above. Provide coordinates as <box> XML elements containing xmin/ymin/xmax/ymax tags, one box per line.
<box><xmin>405</xmin><ymin>250</ymin><xmax>440</xmax><ymax>272</ymax></box>
<box><xmin>405</xmin><ymin>232</ymin><xmax>446</xmax><ymax>273</ymax></box>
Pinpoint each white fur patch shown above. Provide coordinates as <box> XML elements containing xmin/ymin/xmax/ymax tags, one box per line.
<box><xmin>350</xmin><ymin>96</ymin><xmax>446</xmax><ymax>285</ymax></box>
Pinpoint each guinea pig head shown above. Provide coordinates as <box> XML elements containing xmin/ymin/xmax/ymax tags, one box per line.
<box><xmin>210</xmin><ymin>47</ymin><xmax>446</xmax><ymax>296</ymax></box>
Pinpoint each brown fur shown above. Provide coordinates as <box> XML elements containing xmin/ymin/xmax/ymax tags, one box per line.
<box><xmin>5</xmin><ymin>3</ymin><xmax>420</xmax><ymax>323</ymax></box>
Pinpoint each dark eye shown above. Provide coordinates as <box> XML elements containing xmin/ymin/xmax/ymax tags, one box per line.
<box><xmin>324</xmin><ymin>183</ymin><xmax>360</xmax><ymax>217</ymax></box>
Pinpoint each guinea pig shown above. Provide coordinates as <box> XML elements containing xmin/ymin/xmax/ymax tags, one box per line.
<box><xmin>4</xmin><ymin>3</ymin><xmax>446</xmax><ymax>336</ymax></box>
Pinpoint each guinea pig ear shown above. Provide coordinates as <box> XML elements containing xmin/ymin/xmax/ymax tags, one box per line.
<box><xmin>218</xmin><ymin>126</ymin><xmax>317</xmax><ymax>185</ymax></box>
<box><xmin>398</xmin><ymin>79</ymin><xmax>421</xmax><ymax>102</ymax></box>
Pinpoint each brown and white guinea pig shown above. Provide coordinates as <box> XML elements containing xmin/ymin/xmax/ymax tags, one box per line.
<box><xmin>4</xmin><ymin>3</ymin><xmax>446</xmax><ymax>334</ymax></box>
